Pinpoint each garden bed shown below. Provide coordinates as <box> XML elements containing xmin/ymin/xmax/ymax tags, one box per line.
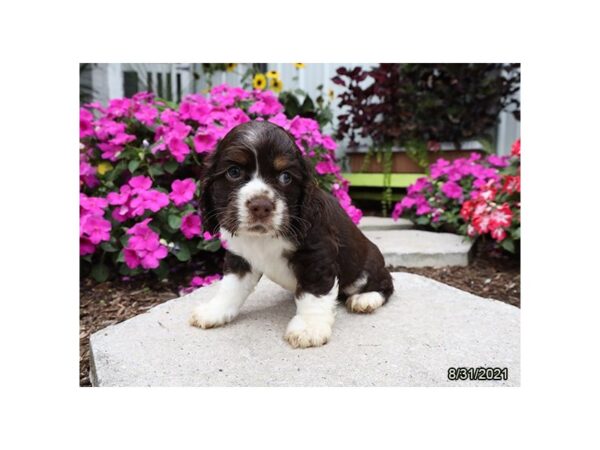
<box><xmin>80</xmin><ymin>242</ymin><xmax>519</xmax><ymax>386</ymax></box>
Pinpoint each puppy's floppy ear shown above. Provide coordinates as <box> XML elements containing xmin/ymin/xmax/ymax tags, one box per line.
<box><xmin>199</xmin><ymin>151</ymin><xmax>220</xmax><ymax>234</ymax></box>
<box><xmin>295</xmin><ymin>145</ymin><xmax>323</xmax><ymax>237</ymax></box>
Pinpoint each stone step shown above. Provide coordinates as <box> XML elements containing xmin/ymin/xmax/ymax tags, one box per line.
<box><xmin>90</xmin><ymin>273</ymin><xmax>519</xmax><ymax>387</ymax></box>
<box><xmin>363</xmin><ymin>229</ymin><xmax>473</xmax><ymax>268</ymax></box>
<box><xmin>358</xmin><ymin>216</ymin><xmax>414</xmax><ymax>231</ymax></box>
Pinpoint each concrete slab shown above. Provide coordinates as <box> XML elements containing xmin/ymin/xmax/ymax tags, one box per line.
<box><xmin>90</xmin><ymin>273</ymin><xmax>519</xmax><ymax>387</ymax></box>
<box><xmin>364</xmin><ymin>229</ymin><xmax>474</xmax><ymax>267</ymax></box>
<box><xmin>358</xmin><ymin>216</ymin><xmax>414</xmax><ymax>231</ymax></box>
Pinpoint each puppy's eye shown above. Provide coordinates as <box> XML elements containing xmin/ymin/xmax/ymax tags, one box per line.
<box><xmin>226</xmin><ymin>165</ymin><xmax>242</xmax><ymax>181</ymax></box>
<box><xmin>278</xmin><ymin>171</ymin><xmax>292</xmax><ymax>186</ymax></box>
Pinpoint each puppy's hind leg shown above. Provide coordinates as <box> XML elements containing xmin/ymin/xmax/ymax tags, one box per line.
<box><xmin>345</xmin><ymin>291</ymin><xmax>386</xmax><ymax>314</ymax></box>
<box><xmin>345</xmin><ymin>267</ymin><xmax>393</xmax><ymax>314</ymax></box>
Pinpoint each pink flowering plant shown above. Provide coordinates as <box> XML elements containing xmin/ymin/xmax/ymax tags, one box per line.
<box><xmin>80</xmin><ymin>85</ymin><xmax>361</xmax><ymax>282</ymax></box>
<box><xmin>392</xmin><ymin>139</ymin><xmax>521</xmax><ymax>253</ymax></box>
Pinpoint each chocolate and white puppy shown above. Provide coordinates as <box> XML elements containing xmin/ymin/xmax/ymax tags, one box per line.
<box><xmin>190</xmin><ymin>121</ymin><xmax>394</xmax><ymax>348</ymax></box>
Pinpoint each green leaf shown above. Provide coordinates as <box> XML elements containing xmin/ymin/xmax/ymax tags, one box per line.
<box><xmin>116</xmin><ymin>250</ymin><xmax>125</xmax><ymax>263</ymax></box>
<box><xmin>416</xmin><ymin>216</ymin><xmax>430</xmax><ymax>225</ymax></box>
<box><xmin>500</xmin><ymin>238</ymin><xmax>515</xmax><ymax>253</ymax></box>
<box><xmin>511</xmin><ymin>227</ymin><xmax>521</xmax><ymax>240</ymax></box>
<box><xmin>119</xmin><ymin>234</ymin><xmax>130</xmax><ymax>247</ymax></box>
<box><xmin>91</xmin><ymin>263</ymin><xmax>110</xmax><ymax>282</ymax></box>
<box><xmin>203</xmin><ymin>239</ymin><xmax>222</xmax><ymax>252</ymax></box>
<box><xmin>100</xmin><ymin>242</ymin><xmax>118</xmax><ymax>252</ymax></box>
<box><xmin>175</xmin><ymin>242</ymin><xmax>191</xmax><ymax>261</ymax></box>
<box><xmin>168</xmin><ymin>214</ymin><xmax>182</xmax><ymax>230</ymax></box>
<box><xmin>300</xmin><ymin>95</ymin><xmax>315</xmax><ymax>113</ymax></box>
<box><xmin>149</xmin><ymin>165</ymin><xmax>165</xmax><ymax>177</ymax></box>
<box><xmin>164</xmin><ymin>160</ymin><xmax>179</xmax><ymax>174</ymax></box>
<box><xmin>128</xmin><ymin>160</ymin><xmax>140</xmax><ymax>173</ymax></box>
<box><xmin>153</xmin><ymin>261</ymin><xmax>169</xmax><ymax>280</ymax></box>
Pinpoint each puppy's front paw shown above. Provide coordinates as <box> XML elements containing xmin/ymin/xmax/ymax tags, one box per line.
<box><xmin>284</xmin><ymin>314</ymin><xmax>332</xmax><ymax>349</ymax></box>
<box><xmin>189</xmin><ymin>302</ymin><xmax>238</xmax><ymax>329</ymax></box>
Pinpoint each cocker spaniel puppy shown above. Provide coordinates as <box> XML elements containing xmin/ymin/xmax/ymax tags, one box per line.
<box><xmin>190</xmin><ymin>121</ymin><xmax>393</xmax><ymax>348</ymax></box>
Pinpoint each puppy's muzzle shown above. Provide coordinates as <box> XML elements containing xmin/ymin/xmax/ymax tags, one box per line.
<box><xmin>247</xmin><ymin>196</ymin><xmax>275</xmax><ymax>222</ymax></box>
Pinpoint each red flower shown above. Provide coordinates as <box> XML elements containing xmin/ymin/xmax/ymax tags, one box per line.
<box><xmin>491</xmin><ymin>227</ymin><xmax>507</xmax><ymax>242</ymax></box>
<box><xmin>502</xmin><ymin>175</ymin><xmax>520</xmax><ymax>194</ymax></box>
<box><xmin>473</xmin><ymin>214</ymin><xmax>491</xmax><ymax>234</ymax></box>
<box><xmin>489</xmin><ymin>203</ymin><xmax>513</xmax><ymax>230</ymax></box>
<box><xmin>460</xmin><ymin>200</ymin><xmax>474</xmax><ymax>220</ymax></box>
<box><xmin>511</xmin><ymin>138</ymin><xmax>521</xmax><ymax>157</ymax></box>
<box><xmin>478</xmin><ymin>186</ymin><xmax>497</xmax><ymax>201</ymax></box>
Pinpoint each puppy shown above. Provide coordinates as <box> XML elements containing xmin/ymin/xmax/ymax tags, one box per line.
<box><xmin>190</xmin><ymin>121</ymin><xmax>394</xmax><ymax>348</ymax></box>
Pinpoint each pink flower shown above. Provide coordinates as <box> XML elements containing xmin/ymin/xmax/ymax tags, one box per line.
<box><xmin>107</xmin><ymin>178</ymin><xmax>169</xmax><ymax>221</ymax></box>
<box><xmin>191</xmin><ymin>273</ymin><xmax>222</xmax><ymax>288</ymax></box>
<box><xmin>170</xmin><ymin>179</ymin><xmax>196</xmax><ymax>206</ymax></box>
<box><xmin>134</xmin><ymin>104</ymin><xmax>158</xmax><ymax>126</ymax></box>
<box><xmin>80</xmin><ymin>214</ymin><xmax>111</xmax><ymax>244</ymax></box>
<box><xmin>180</xmin><ymin>100</ymin><xmax>212</xmax><ymax>123</ymax></box>
<box><xmin>124</xmin><ymin>219</ymin><xmax>168</xmax><ymax>269</ymax></box>
<box><xmin>441</xmin><ymin>181</ymin><xmax>463</xmax><ymax>199</ymax></box>
<box><xmin>223</xmin><ymin>108</ymin><xmax>250</xmax><ymax>129</ymax></box>
<box><xmin>268</xmin><ymin>113</ymin><xmax>289</xmax><ymax>129</ymax></box>
<box><xmin>110</xmin><ymin>132</ymin><xmax>136</xmax><ymax>146</ymax></box>
<box><xmin>80</xmin><ymin>237</ymin><xmax>96</xmax><ymax>256</ymax></box>
<box><xmin>193</xmin><ymin>128</ymin><xmax>218</xmax><ymax>153</ymax></box>
<box><xmin>107</xmin><ymin>98</ymin><xmax>132</xmax><ymax>117</ymax></box>
<box><xmin>321</xmin><ymin>136</ymin><xmax>337</xmax><ymax>151</ymax></box>
<box><xmin>415</xmin><ymin>198</ymin><xmax>432</xmax><ymax>215</ymax></box>
<box><xmin>167</xmin><ymin>136</ymin><xmax>190</xmax><ymax>162</ymax></box>
<box><xmin>97</xmin><ymin>142</ymin><xmax>122</xmax><ymax>161</ymax></box>
<box><xmin>315</xmin><ymin>160</ymin><xmax>340</xmax><ymax>175</ymax></box>
<box><xmin>391</xmin><ymin>203</ymin><xmax>404</xmax><ymax>221</ymax></box>
<box><xmin>203</xmin><ymin>231</ymin><xmax>217</xmax><ymax>241</ymax></box>
<box><xmin>80</xmin><ymin>193</ymin><xmax>108</xmax><ymax>215</ymax></box>
<box><xmin>80</xmin><ymin>108</ymin><xmax>95</xmax><ymax>138</ymax></box>
<box><xmin>248</xmin><ymin>91</ymin><xmax>284</xmax><ymax>116</ymax></box>
<box><xmin>407</xmin><ymin>178</ymin><xmax>431</xmax><ymax>195</ymax></box>
<box><xmin>331</xmin><ymin>183</ymin><xmax>362</xmax><ymax>224</ymax></box>
<box><xmin>487</xmin><ymin>155</ymin><xmax>509</xmax><ymax>168</ymax></box>
<box><xmin>80</xmin><ymin>160</ymin><xmax>98</xmax><ymax>188</ymax></box>
<box><xmin>138</xmin><ymin>189</ymin><xmax>170</xmax><ymax>213</ymax></box>
<box><xmin>181</xmin><ymin>213</ymin><xmax>202</xmax><ymax>239</ymax></box>
<box><xmin>129</xmin><ymin>176</ymin><xmax>152</xmax><ymax>191</ymax></box>
<box><xmin>132</xmin><ymin>91</ymin><xmax>155</xmax><ymax>102</ymax></box>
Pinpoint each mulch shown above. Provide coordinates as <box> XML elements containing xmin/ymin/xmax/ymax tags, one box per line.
<box><xmin>389</xmin><ymin>241</ymin><xmax>520</xmax><ymax>308</ymax></box>
<box><xmin>79</xmin><ymin>241</ymin><xmax>519</xmax><ymax>387</ymax></box>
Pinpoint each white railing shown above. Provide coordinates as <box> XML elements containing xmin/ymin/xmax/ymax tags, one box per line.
<box><xmin>92</xmin><ymin>63</ymin><xmax>519</xmax><ymax>155</ymax></box>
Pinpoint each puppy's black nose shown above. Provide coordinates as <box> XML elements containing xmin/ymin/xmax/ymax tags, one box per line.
<box><xmin>247</xmin><ymin>197</ymin><xmax>274</xmax><ymax>221</ymax></box>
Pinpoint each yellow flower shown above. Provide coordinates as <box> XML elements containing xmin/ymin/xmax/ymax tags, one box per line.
<box><xmin>97</xmin><ymin>162</ymin><xmax>113</xmax><ymax>175</ymax></box>
<box><xmin>294</xmin><ymin>63</ymin><xmax>305</xmax><ymax>69</ymax></box>
<box><xmin>226</xmin><ymin>63</ymin><xmax>237</xmax><ymax>72</ymax></box>
<box><xmin>269</xmin><ymin>77</ymin><xmax>283</xmax><ymax>93</ymax></box>
<box><xmin>253</xmin><ymin>73</ymin><xmax>267</xmax><ymax>90</ymax></box>
<box><xmin>328</xmin><ymin>89</ymin><xmax>335</xmax><ymax>100</ymax></box>
<box><xmin>266</xmin><ymin>70</ymin><xmax>280</xmax><ymax>79</ymax></box>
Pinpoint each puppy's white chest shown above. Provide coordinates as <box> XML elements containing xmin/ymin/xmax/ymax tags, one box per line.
<box><xmin>220</xmin><ymin>230</ymin><xmax>297</xmax><ymax>292</ymax></box>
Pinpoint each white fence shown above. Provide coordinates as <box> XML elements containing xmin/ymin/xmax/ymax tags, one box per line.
<box><xmin>86</xmin><ymin>63</ymin><xmax>520</xmax><ymax>155</ymax></box>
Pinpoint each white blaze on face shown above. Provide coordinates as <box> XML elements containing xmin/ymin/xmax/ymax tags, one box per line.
<box><xmin>236</xmin><ymin>175</ymin><xmax>285</xmax><ymax>231</ymax></box>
